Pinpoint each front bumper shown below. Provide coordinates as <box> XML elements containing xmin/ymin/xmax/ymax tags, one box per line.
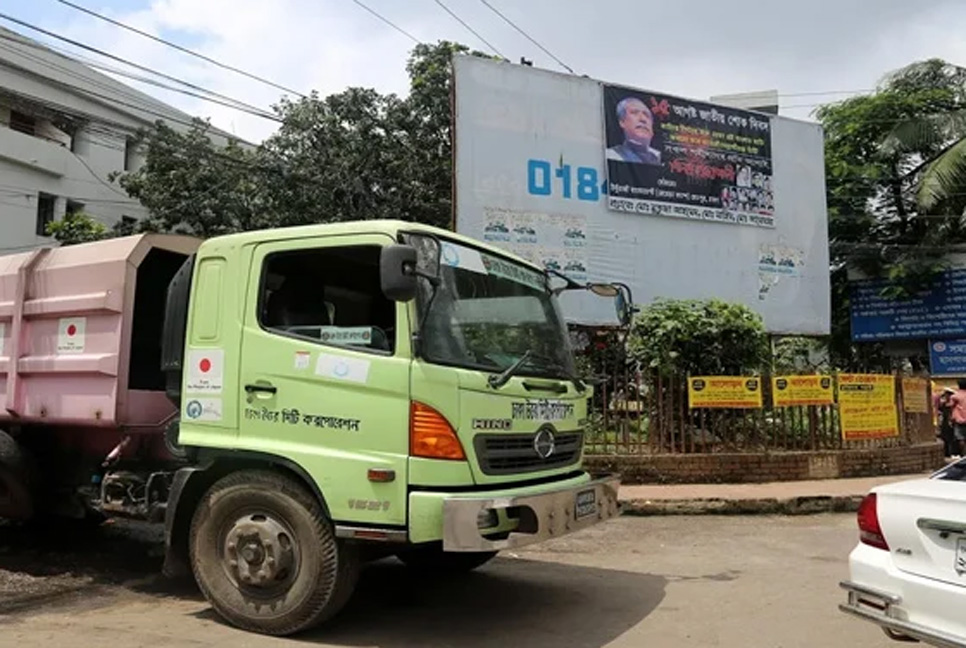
<box><xmin>439</xmin><ymin>474</ymin><xmax>621</xmax><ymax>552</ymax></box>
<box><xmin>840</xmin><ymin>580</ymin><xmax>966</xmax><ymax>647</ymax></box>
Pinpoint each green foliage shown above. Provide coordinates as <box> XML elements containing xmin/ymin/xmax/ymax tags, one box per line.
<box><xmin>111</xmin><ymin>118</ymin><xmax>269</xmax><ymax>237</ymax></box>
<box><xmin>627</xmin><ymin>298</ymin><xmax>770</xmax><ymax>376</ymax></box>
<box><xmin>45</xmin><ymin>211</ymin><xmax>109</xmax><ymax>245</ymax></box>
<box><xmin>771</xmin><ymin>336</ymin><xmax>830</xmax><ymax>374</ymax></box>
<box><xmin>816</xmin><ymin>58</ymin><xmax>966</xmax><ymax>370</ymax></box>
<box><xmin>111</xmin><ymin>41</ymin><xmax>492</xmax><ymax>237</ymax></box>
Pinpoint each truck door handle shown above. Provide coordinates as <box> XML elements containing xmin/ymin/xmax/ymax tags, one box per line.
<box><xmin>245</xmin><ymin>383</ymin><xmax>277</xmax><ymax>395</ymax></box>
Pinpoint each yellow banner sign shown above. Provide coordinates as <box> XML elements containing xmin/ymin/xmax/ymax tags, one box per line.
<box><xmin>772</xmin><ymin>375</ymin><xmax>834</xmax><ymax>407</ymax></box>
<box><xmin>902</xmin><ymin>377</ymin><xmax>930</xmax><ymax>414</ymax></box>
<box><xmin>838</xmin><ymin>373</ymin><xmax>899</xmax><ymax>441</ymax></box>
<box><xmin>688</xmin><ymin>376</ymin><xmax>763</xmax><ymax>409</ymax></box>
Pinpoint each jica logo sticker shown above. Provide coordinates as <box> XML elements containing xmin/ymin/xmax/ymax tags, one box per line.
<box><xmin>186</xmin><ymin>400</ymin><xmax>203</xmax><ymax>419</ymax></box>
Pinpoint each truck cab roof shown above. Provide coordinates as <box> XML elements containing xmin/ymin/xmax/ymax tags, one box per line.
<box><xmin>198</xmin><ymin>219</ymin><xmax>544</xmax><ymax>275</ymax></box>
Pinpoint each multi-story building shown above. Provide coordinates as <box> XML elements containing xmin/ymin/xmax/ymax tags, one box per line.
<box><xmin>0</xmin><ymin>26</ymin><xmax>241</xmax><ymax>251</ymax></box>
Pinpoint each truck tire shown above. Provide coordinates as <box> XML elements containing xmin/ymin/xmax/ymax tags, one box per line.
<box><xmin>188</xmin><ymin>469</ymin><xmax>359</xmax><ymax>636</ymax></box>
<box><xmin>0</xmin><ymin>430</ymin><xmax>34</xmax><ymax>521</ymax></box>
<box><xmin>397</xmin><ymin>545</ymin><xmax>498</xmax><ymax>574</ymax></box>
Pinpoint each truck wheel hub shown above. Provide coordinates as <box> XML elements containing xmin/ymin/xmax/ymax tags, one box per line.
<box><xmin>223</xmin><ymin>514</ymin><xmax>297</xmax><ymax>589</ymax></box>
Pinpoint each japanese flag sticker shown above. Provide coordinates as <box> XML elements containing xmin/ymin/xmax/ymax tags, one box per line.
<box><xmin>187</xmin><ymin>349</ymin><xmax>224</xmax><ymax>394</ymax></box>
<box><xmin>58</xmin><ymin>317</ymin><xmax>86</xmax><ymax>353</ymax></box>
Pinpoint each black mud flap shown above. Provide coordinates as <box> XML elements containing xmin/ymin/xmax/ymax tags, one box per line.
<box><xmin>162</xmin><ymin>466</ymin><xmax>204</xmax><ymax>579</ymax></box>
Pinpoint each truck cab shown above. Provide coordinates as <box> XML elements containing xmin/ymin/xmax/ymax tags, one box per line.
<box><xmin>155</xmin><ymin>220</ymin><xmax>629</xmax><ymax>635</ymax></box>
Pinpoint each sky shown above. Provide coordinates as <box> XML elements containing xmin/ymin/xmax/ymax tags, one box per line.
<box><xmin>4</xmin><ymin>0</ymin><xmax>966</xmax><ymax>144</ymax></box>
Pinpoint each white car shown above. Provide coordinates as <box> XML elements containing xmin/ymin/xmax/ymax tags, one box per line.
<box><xmin>840</xmin><ymin>463</ymin><xmax>966</xmax><ymax>647</ymax></box>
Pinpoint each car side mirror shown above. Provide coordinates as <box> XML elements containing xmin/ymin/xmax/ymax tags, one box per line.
<box><xmin>380</xmin><ymin>244</ymin><xmax>418</xmax><ymax>302</ymax></box>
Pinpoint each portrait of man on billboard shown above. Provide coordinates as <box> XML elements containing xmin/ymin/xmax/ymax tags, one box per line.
<box><xmin>606</xmin><ymin>97</ymin><xmax>662</xmax><ymax>166</ymax></box>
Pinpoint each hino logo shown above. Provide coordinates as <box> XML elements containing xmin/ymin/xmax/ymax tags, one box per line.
<box><xmin>533</xmin><ymin>427</ymin><xmax>556</xmax><ymax>459</ymax></box>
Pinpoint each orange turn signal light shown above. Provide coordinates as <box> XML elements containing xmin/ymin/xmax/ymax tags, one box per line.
<box><xmin>410</xmin><ymin>401</ymin><xmax>465</xmax><ymax>461</ymax></box>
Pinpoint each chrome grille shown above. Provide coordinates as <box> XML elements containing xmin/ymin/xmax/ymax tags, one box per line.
<box><xmin>474</xmin><ymin>431</ymin><xmax>583</xmax><ymax>476</ymax></box>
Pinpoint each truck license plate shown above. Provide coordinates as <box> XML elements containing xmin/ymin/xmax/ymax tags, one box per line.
<box><xmin>956</xmin><ymin>538</ymin><xmax>966</xmax><ymax>575</ymax></box>
<box><xmin>575</xmin><ymin>489</ymin><xmax>597</xmax><ymax>520</ymax></box>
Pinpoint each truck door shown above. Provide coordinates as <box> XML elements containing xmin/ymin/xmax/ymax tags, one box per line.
<box><xmin>238</xmin><ymin>234</ymin><xmax>411</xmax><ymax>528</ymax></box>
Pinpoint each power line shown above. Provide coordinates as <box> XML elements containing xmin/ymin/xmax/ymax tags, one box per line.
<box><xmin>348</xmin><ymin>0</ymin><xmax>421</xmax><ymax>44</ymax></box>
<box><xmin>433</xmin><ymin>0</ymin><xmax>503</xmax><ymax>58</ymax></box>
<box><xmin>54</xmin><ymin>0</ymin><xmax>305</xmax><ymax>98</ymax></box>
<box><xmin>0</xmin><ymin>35</ymin><xmax>194</xmax><ymax>129</ymax></box>
<box><xmin>67</xmin><ymin>55</ymin><xmax>281</xmax><ymax>121</ymax></box>
<box><xmin>477</xmin><ymin>0</ymin><xmax>571</xmax><ymax>73</ymax></box>
<box><xmin>0</xmin><ymin>12</ymin><xmax>278</xmax><ymax>121</ymax></box>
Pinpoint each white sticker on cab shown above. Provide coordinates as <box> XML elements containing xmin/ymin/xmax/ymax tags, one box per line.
<box><xmin>186</xmin><ymin>349</ymin><xmax>224</xmax><ymax>394</ymax></box>
<box><xmin>294</xmin><ymin>351</ymin><xmax>311</xmax><ymax>371</ymax></box>
<box><xmin>315</xmin><ymin>353</ymin><xmax>370</xmax><ymax>384</ymax></box>
<box><xmin>184</xmin><ymin>397</ymin><xmax>223</xmax><ymax>422</ymax></box>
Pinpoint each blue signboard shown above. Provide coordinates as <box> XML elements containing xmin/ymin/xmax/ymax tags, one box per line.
<box><xmin>850</xmin><ymin>268</ymin><xmax>966</xmax><ymax>341</ymax></box>
<box><xmin>929</xmin><ymin>339</ymin><xmax>966</xmax><ymax>376</ymax></box>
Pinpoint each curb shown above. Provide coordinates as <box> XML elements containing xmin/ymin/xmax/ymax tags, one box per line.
<box><xmin>619</xmin><ymin>494</ymin><xmax>865</xmax><ymax>516</ymax></box>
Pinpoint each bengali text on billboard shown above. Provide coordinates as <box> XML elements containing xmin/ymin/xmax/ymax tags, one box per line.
<box><xmin>901</xmin><ymin>377</ymin><xmax>931</xmax><ymax>414</ymax></box>
<box><xmin>688</xmin><ymin>376</ymin><xmax>763</xmax><ymax>409</ymax></box>
<box><xmin>772</xmin><ymin>375</ymin><xmax>834</xmax><ymax>407</ymax></box>
<box><xmin>602</xmin><ymin>85</ymin><xmax>775</xmax><ymax>228</ymax></box>
<box><xmin>838</xmin><ymin>373</ymin><xmax>899</xmax><ymax>441</ymax></box>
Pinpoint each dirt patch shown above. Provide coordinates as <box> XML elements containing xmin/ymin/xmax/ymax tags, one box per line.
<box><xmin>0</xmin><ymin>517</ymin><xmax>174</xmax><ymax>615</ymax></box>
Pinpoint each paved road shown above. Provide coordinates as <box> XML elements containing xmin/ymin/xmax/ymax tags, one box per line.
<box><xmin>0</xmin><ymin>515</ymin><xmax>892</xmax><ymax>647</ymax></box>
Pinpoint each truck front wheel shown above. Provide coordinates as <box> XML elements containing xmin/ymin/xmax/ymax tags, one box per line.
<box><xmin>397</xmin><ymin>545</ymin><xmax>498</xmax><ymax>574</ymax></box>
<box><xmin>188</xmin><ymin>470</ymin><xmax>358</xmax><ymax>636</ymax></box>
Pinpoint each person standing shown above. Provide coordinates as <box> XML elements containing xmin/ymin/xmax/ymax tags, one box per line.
<box><xmin>935</xmin><ymin>387</ymin><xmax>956</xmax><ymax>458</ymax></box>
<box><xmin>949</xmin><ymin>380</ymin><xmax>966</xmax><ymax>457</ymax></box>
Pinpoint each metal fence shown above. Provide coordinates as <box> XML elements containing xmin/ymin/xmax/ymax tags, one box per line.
<box><xmin>584</xmin><ymin>366</ymin><xmax>936</xmax><ymax>456</ymax></box>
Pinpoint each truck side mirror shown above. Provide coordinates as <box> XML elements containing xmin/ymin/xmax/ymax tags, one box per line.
<box><xmin>380</xmin><ymin>244</ymin><xmax>418</xmax><ymax>302</ymax></box>
<box><xmin>614</xmin><ymin>284</ymin><xmax>634</xmax><ymax>327</ymax></box>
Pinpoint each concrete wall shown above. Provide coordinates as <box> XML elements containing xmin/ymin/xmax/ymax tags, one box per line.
<box><xmin>0</xmin><ymin>119</ymin><xmax>148</xmax><ymax>249</ymax></box>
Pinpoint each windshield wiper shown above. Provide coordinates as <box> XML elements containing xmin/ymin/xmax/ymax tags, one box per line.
<box><xmin>488</xmin><ymin>350</ymin><xmax>532</xmax><ymax>390</ymax></box>
<box><xmin>487</xmin><ymin>350</ymin><xmax>586</xmax><ymax>393</ymax></box>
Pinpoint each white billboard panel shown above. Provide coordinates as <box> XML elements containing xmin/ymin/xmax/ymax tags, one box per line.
<box><xmin>452</xmin><ymin>55</ymin><xmax>830</xmax><ymax>335</ymax></box>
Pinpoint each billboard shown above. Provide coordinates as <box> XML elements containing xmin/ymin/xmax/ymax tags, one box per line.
<box><xmin>603</xmin><ymin>86</ymin><xmax>775</xmax><ymax>228</ymax></box>
<box><xmin>850</xmin><ymin>268</ymin><xmax>966</xmax><ymax>341</ymax></box>
<box><xmin>929</xmin><ymin>339</ymin><xmax>966</xmax><ymax>376</ymax></box>
<box><xmin>451</xmin><ymin>55</ymin><xmax>830</xmax><ymax>333</ymax></box>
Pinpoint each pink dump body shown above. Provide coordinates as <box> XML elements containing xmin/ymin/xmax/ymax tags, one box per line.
<box><xmin>0</xmin><ymin>234</ymin><xmax>200</xmax><ymax>430</ymax></box>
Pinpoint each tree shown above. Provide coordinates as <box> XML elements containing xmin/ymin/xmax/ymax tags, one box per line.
<box><xmin>882</xmin><ymin>60</ymin><xmax>966</xmax><ymax>214</ymax></box>
<box><xmin>816</xmin><ymin>58</ymin><xmax>966</xmax><ymax>370</ymax></box>
<box><xmin>113</xmin><ymin>119</ymin><xmax>269</xmax><ymax>237</ymax></box>
<box><xmin>112</xmin><ymin>41</ymin><xmax>490</xmax><ymax>236</ymax></box>
<box><xmin>627</xmin><ymin>298</ymin><xmax>770</xmax><ymax>376</ymax></box>
<box><xmin>45</xmin><ymin>211</ymin><xmax>109</xmax><ymax>245</ymax></box>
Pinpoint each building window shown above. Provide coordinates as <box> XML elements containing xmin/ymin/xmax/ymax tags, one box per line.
<box><xmin>36</xmin><ymin>193</ymin><xmax>56</xmax><ymax>237</ymax></box>
<box><xmin>9</xmin><ymin>110</ymin><xmax>36</xmax><ymax>136</ymax></box>
<box><xmin>66</xmin><ymin>200</ymin><xmax>84</xmax><ymax>216</ymax></box>
<box><xmin>258</xmin><ymin>245</ymin><xmax>396</xmax><ymax>353</ymax></box>
<box><xmin>124</xmin><ymin>137</ymin><xmax>136</xmax><ymax>171</ymax></box>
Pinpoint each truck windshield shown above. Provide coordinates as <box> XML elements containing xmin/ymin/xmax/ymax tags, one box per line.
<box><xmin>407</xmin><ymin>235</ymin><xmax>575</xmax><ymax>379</ymax></box>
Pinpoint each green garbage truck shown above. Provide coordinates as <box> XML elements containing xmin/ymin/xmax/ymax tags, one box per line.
<box><xmin>0</xmin><ymin>219</ymin><xmax>630</xmax><ymax>636</ymax></box>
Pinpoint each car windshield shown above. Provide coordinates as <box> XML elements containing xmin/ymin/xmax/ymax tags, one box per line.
<box><xmin>405</xmin><ymin>234</ymin><xmax>575</xmax><ymax>379</ymax></box>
